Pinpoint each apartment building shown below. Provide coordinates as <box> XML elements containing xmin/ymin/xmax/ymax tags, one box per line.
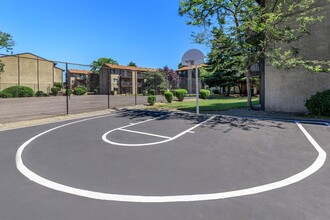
<box><xmin>99</xmin><ymin>64</ymin><xmax>157</xmax><ymax>94</ymax></box>
<box><xmin>67</xmin><ymin>69</ymin><xmax>91</xmax><ymax>88</ymax></box>
<box><xmin>176</xmin><ymin>64</ymin><xmax>204</xmax><ymax>94</ymax></box>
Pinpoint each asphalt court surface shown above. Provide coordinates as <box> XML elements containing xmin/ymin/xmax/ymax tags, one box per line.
<box><xmin>1</xmin><ymin>110</ymin><xmax>330</xmax><ymax>219</ymax></box>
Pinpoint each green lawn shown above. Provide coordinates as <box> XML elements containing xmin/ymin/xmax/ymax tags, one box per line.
<box><xmin>156</xmin><ymin>96</ymin><xmax>260</xmax><ymax>111</ymax></box>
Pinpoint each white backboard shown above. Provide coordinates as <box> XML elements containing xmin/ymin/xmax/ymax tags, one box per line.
<box><xmin>181</xmin><ymin>49</ymin><xmax>205</xmax><ymax>66</ymax></box>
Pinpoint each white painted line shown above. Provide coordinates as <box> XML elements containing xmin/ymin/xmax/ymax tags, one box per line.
<box><xmin>102</xmin><ymin>116</ymin><xmax>216</xmax><ymax>146</ymax></box>
<box><xmin>188</xmin><ymin>131</ymin><xmax>195</xmax><ymax>134</ymax></box>
<box><xmin>16</xmin><ymin>116</ymin><xmax>327</xmax><ymax>203</ymax></box>
<box><xmin>117</xmin><ymin>128</ymin><xmax>171</xmax><ymax>139</ymax></box>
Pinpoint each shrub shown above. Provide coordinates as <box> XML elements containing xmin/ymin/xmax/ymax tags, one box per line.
<box><xmin>110</xmin><ymin>90</ymin><xmax>115</xmax><ymax>95</ymax></box>
<box><xmin>35</xmin><ymin>91</ymin><xmax>46</xmax><ymax>97</ymax></box>
<box><xmin>142</xmin><ymin>90</ymin><xmax>148</xmax><ymax>96</ymax></box>
<box><xmin>53</xmin><ymin>82</ymin><xmax>64</xmax><ymax>89</ymax></box>
<box><xmin>164</xmin><ymin>92</ymin><xmax>173</xmax><ymax>103</ymax></box>
<box><xmin>305</xmin><ymin>90</ymin><xmax>330</xmax><ymax>116</ymax></box>
<box><xmin>199</xmin><ymin>89</ymin><xmax>211</xmax><ymax>99</ymax></box>
<box><xmin>175</xmin><ymin>89</ymin><xmax>188</xmax><ymax>102</ymax></box>
<box><xmin>51</xmin><ymin>87</ymin><xmax>60</xmax><ymax>96</ymax></box>
<box><xmin>147</xmin><ymin>95</ymin><xmax>156</xmax><ymax>106</ymax></box>
<box><xmin>149</xmin><ymin>89</ymin><xmax>155</xmax><ymax>95</ymax></box>
<box><xmin>0</xmin><ymin>91</ymin><xmax>14</xmax><ymax>98</ymax></box>
<box><xmin>74</xmin><ymin>87</ymin><xmax>86</xmax><ymax>95</ymax></box>
<box><xmin>1</xmin><ymin>86</ymin><xmax>34</xmax><ymax>98</ymax></box>
<box><xmin>76</xmin><ymin>85</ymin><xmax>87</xmax><ymax>93</ymax></box>
<box><xmin>160</xmin><ymin>89</ymin><xmax>166</xmax><ymax>95</ymax></box>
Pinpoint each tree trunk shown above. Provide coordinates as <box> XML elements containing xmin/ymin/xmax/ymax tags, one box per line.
<box><xmin>246</xmin><ymin>70</ymin><xmax>253</xmax><ymax>110</ymax></box>
<box><xmin>238</xmin><ymin>84</ymin><xmax>242</xmax><ymax>96</ymax></box>
<box><xmin>227</xmin><ymin>86</ymin><xmax>230</xmax><ymax>96</ymax></box>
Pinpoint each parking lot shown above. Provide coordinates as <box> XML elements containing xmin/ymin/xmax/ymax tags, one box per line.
<box><xmin>0</xmin><ymin>110</ymin><xmax>329</xmax><ymax>219</ymax></box>
<box><xmin>0</xmin><ymin>95</ymin><xmax>166</xmax><ymax>123</ymax></box>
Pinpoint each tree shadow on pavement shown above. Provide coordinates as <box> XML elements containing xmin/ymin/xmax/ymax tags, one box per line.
<box><xmin>114</xmin><ymin>109</ymin><xmax>287</xmax><ymax>133</ymax></box>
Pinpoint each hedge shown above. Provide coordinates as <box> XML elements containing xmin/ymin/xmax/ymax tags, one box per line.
<box><xmin>0</xmin><ymin>86</ymin><xmax>34</xmax><ymax>98</ymax></box>
<box><xmin>0</xmin><ymin>91</ymin><xmax>14</xmax><ymax>98</ymax></box>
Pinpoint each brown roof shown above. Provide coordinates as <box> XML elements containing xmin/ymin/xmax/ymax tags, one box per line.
<box><xmin>103</xmin><ymin>64</ymin><xmax>158</xmax><ymax>72</ymax></box>
<box><xmin>68</xmin><ymin>69</ymin><xmax>92</xmax><ymax>75</ymax></box>
<box><xmin>177</xmin><ymin>64</ymin><xmax>207</xmax><ymax>71</ymax></box>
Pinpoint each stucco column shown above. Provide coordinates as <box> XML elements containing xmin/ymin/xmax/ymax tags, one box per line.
<box><xmin>132</xmin><ymin>71</ymin><xmax>137</xmax><ymax>95</ymax></box>
<box><xmin>17</xmin><ymin>55</ymin><xmax>20</xmax><ymax>86</ymax></box>
<box><xmin>37</xmin><ymin>58</ymin><xmax>40</xmax><ymax>91</ymax></box>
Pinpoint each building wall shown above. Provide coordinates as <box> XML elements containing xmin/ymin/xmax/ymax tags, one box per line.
<box><xmin>265</xmin><ymin>1</ymin><xmax>330</xmax><ymax>112</ymax></box>
<box><xmin>0</xmin><ymin>56</ymin><xmax>18</xmax><ymax>89</ymax></box>
<box><xmin>0</xmin><ymin>53</ymin><xmax>63</xmax><ymax>93</ymax></box>
<box><xmin>54</xmin><ymin>68</ymin><xmax>63</xmax><ymax>84</ymax></box>
<box><xmin>265</xmin><ymin>67</ymin><xmax>330</xmax><ymax>112</ymax></box>
<box><xmin>99</xmin><ymin>68</ymin><xmax>109</xmax><ymax>94</ymax></box>
<box><xmin>177</xmin><ymin>69</ymin><xmax>202</xmax><ymax>93</ymax></box>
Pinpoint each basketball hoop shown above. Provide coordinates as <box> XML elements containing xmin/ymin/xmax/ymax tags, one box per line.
<box><xmin>181</xmin><ymin>49</ymin><xmax>205</xmax><ymax>114</ymax></box>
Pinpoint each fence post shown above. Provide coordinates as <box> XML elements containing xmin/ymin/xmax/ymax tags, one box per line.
<box><xmin>65</xmin><ymin>63</ymin><xmax>69</xmax><ymax>115</ymax></box>
<box><xmin>108</xmin><ymin>71</ymin><xmax>110</xmax><ymax>109</ymax></box>
<box><xmin>135</xmin><ymin>71</ymin><xmax>137</xmax><ymax>105</ymax></box>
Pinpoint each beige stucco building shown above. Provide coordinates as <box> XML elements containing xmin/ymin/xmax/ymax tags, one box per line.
<box><xmin>0</xmin><ymin>53</ymin><xmax>63</xmax><ymax>93</ymax></box>
<box><xmin>262</xmin><ymin>0</ymin><xmax>330</xmax><ymax>112</ymax></box>
<box><xmin>99</xmin><ymin>64</ymin><xmax>157</xmax><ymax>94</ymax></box>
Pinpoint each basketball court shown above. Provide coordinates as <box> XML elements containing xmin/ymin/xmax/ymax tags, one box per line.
<box><xmin>1</xmin><ymin>110</ymin><xmax>329</xmax><ymax>219</ymax></box>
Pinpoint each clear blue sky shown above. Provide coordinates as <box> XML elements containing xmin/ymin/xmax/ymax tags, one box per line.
<box><xmin>0</xmin><ymin>0</ymin><xmax>208</xmax><ymax>70</ymax></box>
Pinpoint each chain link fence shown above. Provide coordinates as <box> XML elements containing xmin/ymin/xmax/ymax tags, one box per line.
<box><xmin>0</xmin><ymin>54</ymin><xmax>166</xmax><ymax>123</ymax></box>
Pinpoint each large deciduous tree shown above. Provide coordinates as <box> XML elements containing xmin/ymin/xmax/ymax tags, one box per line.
<box><xmin>0</xmin><ymin>31</ymin><xmax>14</xmax><ymax>52</ymax></box>
<box><xmin>143</xmin><ymin>71</ymin><xmax>167</xmax><ymax>93</ymax></box>
<box><xmin>179</xmin><ymin>0</ymin><xmax>330</xmax><ymax>109</ymax></box>
<box><xmin>0</xmin><ymin>31</ymin><xmax>15</xmax><ymax>75</ymax></box>
<box><xmin>127</xmin><ymin>61</ymin><xmax>137</xmax><ymax>67</ymax></box>
<box><xmin>160</xmin><ymin>66</ymin><xmax>179</xmax><ymax>90</ymax></box>
<box><xmin>204</xmin><ymin>29</ymin><xmax>245</xmax><ymax>95</ymax></box>
<box><xmin>91</xmin><ymin>57</ymin><xmax>118</xmax><ymax>73</ymax></box>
